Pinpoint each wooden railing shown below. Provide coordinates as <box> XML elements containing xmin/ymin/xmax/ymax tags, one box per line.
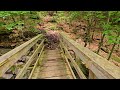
<box><xmin>59</xmin><ymin>32</ymin><xmax>120</xmax><ymax>79</ymax></box>
<box><xmin>0</xmin><ymin>34</ymin><xmax>43</xmax><ymax>77</ymax></box>
<box><xmin>15</xmin><ymin>40</ymin><xmax>44</xmax><ymax>79</ymax></box>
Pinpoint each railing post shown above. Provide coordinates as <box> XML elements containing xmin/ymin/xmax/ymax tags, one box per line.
<box><xmin>89</xmin><ymin>70</ymin><xmax>98</xmax><ymax>79</ymax></box>
<box><xmin>88</xmin><ymin>70</ymin><xmax>94</xmax><ymax>79</ymax></box>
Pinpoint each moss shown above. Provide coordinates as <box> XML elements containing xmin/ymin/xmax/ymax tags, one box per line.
<box><xmin>76</xmin><ymin>59</ymin><xmax>89</xmax><ymax>78</ymax></box>
<box><xmin>111</xmin><ymin>55</ymin><xmax>120</xmax><ymax>63</ymax></box>
<box><xmin>0</xmin><ymin>77</ymin><xmax>6</xmax><ymax>79</ymax></box>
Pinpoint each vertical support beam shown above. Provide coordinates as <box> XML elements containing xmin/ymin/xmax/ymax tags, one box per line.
<box><xmin>75</xmin><ymin>56</ymin><xmax>80</xmax><ymax>65</ymax></box>
<box><xmin>33</xmin><ymin>43</ymin><xmax>38</xmax><ymax>51</ymax></box>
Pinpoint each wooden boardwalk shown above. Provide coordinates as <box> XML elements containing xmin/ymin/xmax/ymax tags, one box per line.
<box><xmin>38</xmin><ymin>49</ymin><xmax>73</xmax><ymax>79</ymax></box>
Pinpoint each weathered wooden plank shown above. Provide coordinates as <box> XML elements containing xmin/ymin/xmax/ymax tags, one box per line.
<box><xmin>28</xmin><ymin>46</ymin><xmax>44</xmax><ymax>79</ymax></box>
<box><xmin>43</xmin><ymin>75</ymin><xmax>72</xmax><ymax>79</ymax></box>
<box><xmin>43</xmin><ymin>60</ymin><xmax>65</xmax><ymax>67</ymax></box>
<box><xmin>60</xmin><ymin>40</ymin><xmax>86</xmax><ymax>79</ymax></box>
<box><xmin>60</xmin><ymin>32</ymin><xmax>120</xmax><ymax>79</ymax></box>
<box><xmin>89</xmin><ymin>63</ymin><xmax>114</xmax><ymax>79</ymax></box>
<box><xmin>0</xmin><ymin>34</ymin><xmax>43</xmax><ymax>77</ymax></box>
<box><xmin>41</xmin><ymin>63</ymin><xmax>66</xmax><ymax>71</ymax></box>
<box><xmin>39</xmin><ymin>69</ymin><xmax>70</xmax><ymax>78</ymax></box>
<box><xmin>15</xmin><ymin>40</ymin><xmax>44</xmax><ymax>79</ymax></box>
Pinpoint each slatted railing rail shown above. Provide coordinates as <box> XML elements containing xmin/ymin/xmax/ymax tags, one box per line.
<box><xmin>59</xmin><ymin>32</ymin><xmax>120</xmax><ymax>79</ymax></box>
<box><xmin>15</xmin><ymin>40</ymin><xmax>45</xmax><ymax>79</ymax></box>
<box><xmin>0</xmin><ymin>34</ymin><xmax>43</xmax><ymax>77</ymax></box>
<box><xmin>60</xmin><ymin>39</ymin><xmax>86</xmax><ymax>79</ymax></box>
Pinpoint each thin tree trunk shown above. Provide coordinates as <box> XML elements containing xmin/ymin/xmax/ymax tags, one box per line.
<box><xmin>117</xmin><ymin>44</ymin><xmax>120</xmax><ymax>51</ymax></box>
<box><xmin>84</xmin><ymin>40</ymin><xmax>87</xmax><ymax>47</ymax></box>
<box><xmin>97</xmin><ymin>33</ymin><xmax>105</xmax><ymax>54</ymax></box>
<box><xmin>84</xmin><ymin>19</ymin><xmax>91</xmax><ymax>47</ymax></box>
<box><xmin>91</xmin><ymin>29</ymin><xmax>95</xmax><ymax>41</ymax></box>
<box><xmin>91</xmin><ymin>16</ymin><xmax>97</xmax><ymax>41</ymax></box>
<box><xmin>11</xmin><ymin>16</ymin><xmax>15</xmax><ymax>22</ymax></box>
<box><xmin>84</xmin><ymin>27</ymin><xmax>89</xmax><ymax>47</ymax></box>
<box><xmin>97</xmin><ymin>11</ymin><xmax>110</xmax><ymax>54</ymax></box>
<box><xmin>107</xmin><ymin>32</ymin><xmax>120</xmax><ymax>60</ymax></box>
<box><xmin>107</xmin><ymin>43</ymin><xmax>116</xmax><ymax>60</ymax></box>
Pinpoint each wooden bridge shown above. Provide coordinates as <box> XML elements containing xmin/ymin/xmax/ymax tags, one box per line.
<box><xmin>0</xmin><ymin>32</ymin><xmax>120</xmax><ymax>79</ymax></box>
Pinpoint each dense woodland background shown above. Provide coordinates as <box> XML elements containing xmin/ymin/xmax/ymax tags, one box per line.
<box><xmin>0</xmin><ymin>11</ymin><xmax>119</xmax><ymax>66</ymax></box>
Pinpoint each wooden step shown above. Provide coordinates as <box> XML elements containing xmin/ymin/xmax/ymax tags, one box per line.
<box><xmin>42</xmin><ymin>60</ymin><xmax>65</xmax><ymax>67</ymax></box>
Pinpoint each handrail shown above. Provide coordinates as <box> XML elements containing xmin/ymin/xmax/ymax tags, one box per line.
<box><xmin>15</xmin><ymin>40</ymin><xmax>44</xmax><ymax>79</ymax></box>
<box><xmin>0</xmin><ymin>34</ymin><xmax>43</xmax><ymax>77</ymax></box>
<box><xmin>59</xmin><ymin>32</ymin><xmax>120</xmax><ymax>79</ymax></box>
<box><xmin>28</xmin><ymin>45</ymin><xmax>44</xmax><ymax>79</ymax></box>
<box><xmin>60</xmin><ymin>39</ymin><xmax>86</xmax><ymax>79</ymax></box>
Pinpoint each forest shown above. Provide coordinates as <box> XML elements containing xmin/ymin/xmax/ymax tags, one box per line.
<box><xmin>0</xmin><ymin>11</ymin><xmax>120</xmax><ymax>70</ymax></box>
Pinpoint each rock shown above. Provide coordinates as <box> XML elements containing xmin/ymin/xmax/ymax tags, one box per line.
<box><xmin>17</xmin><ymin>55</ymin><xmax>27</xmax><ymax>63</ymax></box>
<box><xmin>11</xmin><ymin>43</ymin><xmax>16</xmax><ymax>47</ymax></box>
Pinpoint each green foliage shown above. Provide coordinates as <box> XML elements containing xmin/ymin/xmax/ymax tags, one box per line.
<box><xmin>4</xmin><ymin>23</ymin><xmax>16</xmax><ymax>31</ymax></box>
<box><xmin>53</xmin><ymin>11</ymin><xmax>69</xmax><ymax>23</ymax></box>
<box><xmin>9</xmin><ymin>11</ymin><xmax>30</xmax><ymax>16</ymax></box>
<box><xmin>0</xmin><ymin>22</ymin><xmax>6</xmax><ymax>26</ymax></box>
<box><xmin>0</xmin><ymin>11</ymin><xmax>11</xmax><ymax>18</ymax></box>
<box><xmin>102</xmin><ymin>23</ymin><xmax>111</xmax><ymax>34</ymax></box>
<box><xmin>50</xmin><ymin>25</ymin><xmax>57</xmax><ymax>30</ymax></box>
<box><xmin>0</xmin><ymin>11</ymin><xmax>119</xmax><ymax>46</ymax></box>
<box><xmin>30</xmin><ymin>15</ymin><xmax>39</xmax><ymax>19</ymax></box>
<box><xmin>16</xmin><ymin>21</ymin><xmax>24</xmax><ymax>25</ymax></box>
<box><xmin>3</xmin><ymin>20</ymin><xmax>24</xmax><ymax>32</ymax></box>
<box><xmin>37</xmin><ymin>11</ymin><xmax>47</xmax><ymax>18</ymax></box>
<box><xmin>15</xmin><ymin>21</ymin><xmax>24</xmax><ymax>30</ymax></box>
<box><xmin>10</xmin><ymin>66</ymin><xmax>16</xmax><ymax>73</ymax></box>
<box><xmin>55</xmin><ymin>11</ymin><xmax>120</xmax><ymax>55</ymax></box>
<box><xmin>29</xmin><ymin>27</ymin><xmax>39</xmax><ymax>33</ymax></box>
<box><xmin>68</xmin><ymin>11</ymin><xmax>81</xmax><ymax>21</ymax></box>
<box><xmin>0</xmin><ymin>11</ymin><xmax>38</xmax><ymax>34</ymax></box>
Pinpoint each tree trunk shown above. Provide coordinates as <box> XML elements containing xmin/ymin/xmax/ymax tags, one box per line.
<box><xmin>91</xmin><ymin>29</ymin><xmax>95</xmax><ymax>41</ymax></box>
<box><xmin>84</xmin><ymin>40</ymin><xmax>87</xmax><ymax>47</ymax></box>
<box><xmin>107</xmin><ymin>32</ymin><xmax>120</xmax><ymax>60</ymax></box>
<box><xmin>97</xmin><ymin>11</ymin><xmax>110</xmax><ymax>54</ymax></box>
<box><xmin>97</xmin><ymin>33</ymin><xmax>105</xmax><ymax>54</ymax></box>
<box><xmin>107</xmin><ymin>43</ymin><xmax>116</xmax><ymax>60</ymax></box>
<box><xmin>84</xmin><ymin>19</ymin><xmax>91</xmax><ymax>47</ymax></box>
<box><xmin>116</xmin><ymin>44</ymin><xmax>120</xmax><ymax>51</ymax></box>
<box><xmin>91</xmin><ymin>16</ymin><xmax>97</xmax><ymax>41</ymax></box>
<box><xmin>11</xmin><ymin>16</ymin><xmax>15</xmax><ymax>22</ymax></box>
